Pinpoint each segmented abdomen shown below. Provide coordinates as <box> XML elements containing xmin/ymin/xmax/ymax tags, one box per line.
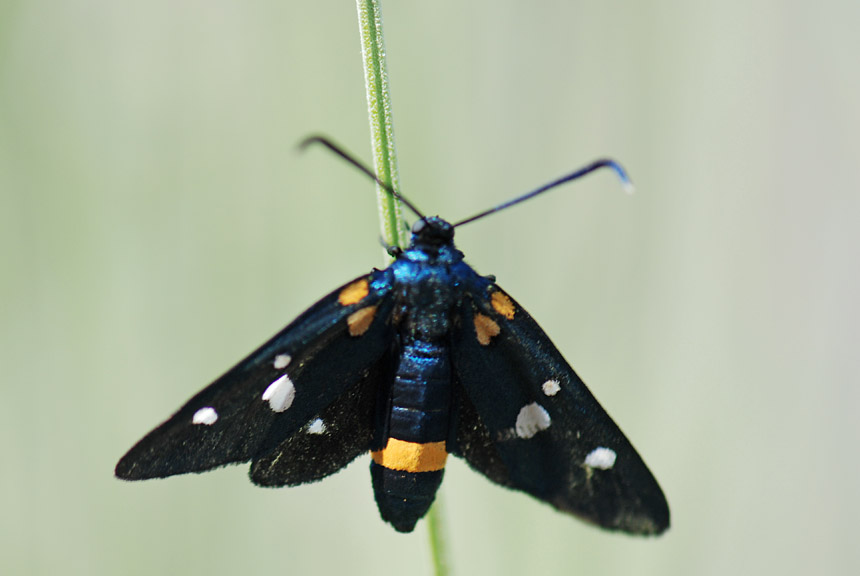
<box><xmin>371</xmin><ymin>339</ymin><xmax>451</xmax><ymax>532</ymax></box>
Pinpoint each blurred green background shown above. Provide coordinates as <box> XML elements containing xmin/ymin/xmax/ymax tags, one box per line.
<box><xmin>2</xmin><ymin>1</ymin><xmax>858</xmax><ymax>574</ymax></box>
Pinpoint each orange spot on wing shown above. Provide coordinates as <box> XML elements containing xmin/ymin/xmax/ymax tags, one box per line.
<box><xmin>490</xmin><ymin>291</ymin><xmax>516</xmax><ymax>319</ymax></box>
<box><xmin>347</xmin><ymin>305</ymin><xmax>377</xmax><ymax>336</ymax></box>
<box><xmin>370</xmin><ymin>439</ymin><xmax>448</xmax><ymax>473</ymax></box>
<box><xmin>474</xmin><ymin>313</ymin><xmax>501</xmax><ymax>345</ymax></box>
<box><xmin>338</xmin><ymin>278</ymin><xmax>370</xmax><ymax>306</ymax></box>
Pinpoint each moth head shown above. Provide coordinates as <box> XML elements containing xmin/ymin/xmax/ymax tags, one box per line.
<box><xmin>411</xmin><ymin>216</ymin><xmax>455</xmax><ymax>248</ymax></box>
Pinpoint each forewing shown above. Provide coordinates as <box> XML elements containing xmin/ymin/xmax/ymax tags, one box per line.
<box><xmin>116</xmin><ymin>270</ymin><xmax>395</xmax><ymax>481</ymax></box>
<box><xmin>451</xmin><ymin>285</ymin><xmax>669</xmax><ymax>535</ymax></box>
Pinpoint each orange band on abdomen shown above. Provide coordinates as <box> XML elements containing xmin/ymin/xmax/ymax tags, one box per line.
<box><xmin>371</xmin><ymin>438</ymin><xmax>448</xmax><ymax>473</ymax></box>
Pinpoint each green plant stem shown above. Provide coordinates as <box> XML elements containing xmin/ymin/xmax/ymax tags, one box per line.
<box><xmin>425</xmin><ymin>499</ymin><xmax>450</xmax><ymax>576</ymax></box>
<box><xmin>355</xmin><ymin>2</ymin><xmax>450</xmax><ymax>574</ymax></box>
<box><xmin>356</xmin><ymin>0</ymin><xmax>408</xmax><ymax>251</ymax></box>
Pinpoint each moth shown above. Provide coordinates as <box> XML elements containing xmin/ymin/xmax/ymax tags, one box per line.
<box><xmin>116</xmin><ymin>137</ymin><xmax>669</xmax><ymax>535</ymax></box>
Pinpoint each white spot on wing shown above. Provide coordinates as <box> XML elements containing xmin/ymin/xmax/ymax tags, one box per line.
<box><xmin>515</xmin><ymin>403</ymin><xmax>551</xmax><ymax>439</ymax></box>
<box><xmin>307</xmin><ymin>418</ymin><xmax>326</xmax><ymax>435</ymax></box>
<box><xmin>273</xmin><ymin>354</ymin><xmax>291</xmax><ymax>369</ymax></box>
<box><xmin>541</xmin><ymin>379</ymin><xmax>561</xmax><ymax>396</ymax></box>
<box><xmin>584</xmin><ymin>447</ymin><xmax>617</xmax><ymax>470</ymax></box>
<box><xmin>192</xmin><ymin>406</ymin><xmax>218</xmax><ymax>425</ymax></box>
<box><xmin>262</xmin><ymin>374</ymin><xmax>295</xmax><ymax>412</ymax></box>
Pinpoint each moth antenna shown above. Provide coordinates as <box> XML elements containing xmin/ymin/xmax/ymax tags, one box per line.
<box><xmin>300</xmin><ymin>136</ymin><xmax>425</xmax><ymax>220</ymax></box>
<box><xmin>452</xmin><ymin>159</ymin><xmax>633</xmax><ymax>228</ymax></box>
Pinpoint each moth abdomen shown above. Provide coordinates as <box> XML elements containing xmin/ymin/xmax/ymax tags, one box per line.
<box><xmin>370</xmin><ymin>338</ymin><xmax>452</xmax><ymax>532</ymax></box>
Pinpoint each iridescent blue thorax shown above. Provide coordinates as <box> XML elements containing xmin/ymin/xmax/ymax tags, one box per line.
<box><xmin>387</xmin><ymin>216</ymin><xmax>488</xmax><ymax>341</ymax></box>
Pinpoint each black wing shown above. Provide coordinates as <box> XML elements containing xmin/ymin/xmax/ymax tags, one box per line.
<box><xmin>450</xmin><ymin>285</ymin><xmax>669</xmax><ymax>535</ymax></box>
<box><xmin>250</xmin><ymin>343</ymin><xmax>396</xmax><ymax>486</ymax></box>
<box><xmin>116</xmin><ymin>270</ymin><xmax>395</xmax><ymax>483</ymax></box>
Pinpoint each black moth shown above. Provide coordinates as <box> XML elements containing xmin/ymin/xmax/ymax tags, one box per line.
<box><xmin>116</xmin><ymin>138</ymin><xmax>669</xmax><ymax>535</ymax></box>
